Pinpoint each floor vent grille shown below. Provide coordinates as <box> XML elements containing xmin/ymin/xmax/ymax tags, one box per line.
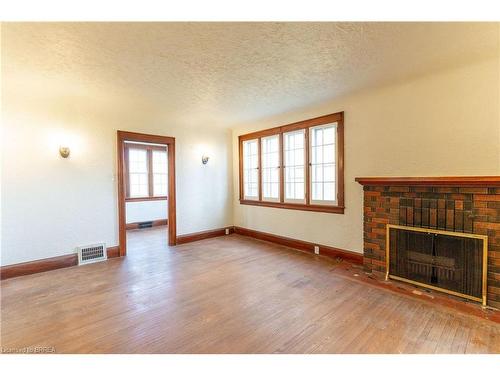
<box><xmin>138</xmin><ymin>221</ymin><xmax>153</xmax><ymax>229</ymax></box>
<box><xmin>77</xmin><ymin>243</ymin><xmax>107</xmax><ymax>265</ymax></box>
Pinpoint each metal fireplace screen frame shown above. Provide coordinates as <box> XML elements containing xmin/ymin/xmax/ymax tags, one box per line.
<box><xmin>385</xmin><ymin>224</ymin><xmax>488</xmax><ymax>306</ymax></box>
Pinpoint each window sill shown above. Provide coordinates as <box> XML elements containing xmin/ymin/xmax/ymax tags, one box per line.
<box><xmin>239</xmin><ymin>199</ymin><xmax>344</xmax><ymax>214</ymax></box>
<box><xmin>125</xmin><ymin>196</ymin><xmax>168</xmax><ymax>202</ymax></box>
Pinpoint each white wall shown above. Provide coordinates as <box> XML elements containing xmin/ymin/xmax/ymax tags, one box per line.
<box><xmin>1</xmin><ymin>74</ymin><xmax>233</xmax><ymax>266</ymax></box>
<box><xmin>232</xmin><ymin>57</ymin><xmax>500</xmax><ymax>254</ymax></box>
<box><xmin>126</xmin><ymin>200</ymin><xmax>168</xmax><ymax>224</ymax></box>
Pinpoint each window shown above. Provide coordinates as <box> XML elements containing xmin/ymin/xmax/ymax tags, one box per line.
<box><xmin>310</xmin><ymin>124</ymin><xmax>337</xmax><ymax>205</ymax></box>
<box><xmin>125</xmin><ymin>143</ymin><xmax>168</xmax><ymax>201</ymax></box>
<box><xmin>284</xmin><ymin>129</ymin><xmax>305</xmax><ymax>203</ymax></box>
<box><xmin>242</xmin><ymin>139</ymin><xmax>259</xmax><ymax>199</ymax></box>
<box><xmin>238</xmin><ymin>112</ymin><xmax>344</xmax><ymax>214</ymax></box>
<box><xmin>128</xmin><ymin>148</ymin><xmax>149</xmax><ymax>198</ymax></box>
<box><xmin>152</xmin><ymin>150</ymin><xmax>168</xmax><ymax>196</ymax></box>
<box><xmin>261</xmin><ymin>135</ymin><xmax>280</xmax><ymax>201</ymax></box>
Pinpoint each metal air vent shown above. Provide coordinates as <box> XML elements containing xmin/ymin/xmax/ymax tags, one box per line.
<box><xmin>77</xmin><ymin>243</ymin><xmax>107</xmax><ymax>265</ymax></box>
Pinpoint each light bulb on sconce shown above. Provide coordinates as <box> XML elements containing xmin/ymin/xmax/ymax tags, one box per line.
<box><xmin>59</xmin><ymin>146</ymin><xmax>70</xmax><ymax>158</ymax></box>
<box><xmin>201</xmin><ymin>155</ymin><xmax>209</xmax><ymax>165</ymax></box>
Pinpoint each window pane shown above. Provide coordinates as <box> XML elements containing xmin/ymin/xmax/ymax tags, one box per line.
<box><xmin>313</xmin><ymin>127</ymin><xmax>323</xmax><ymax>146</ymax></box>
<box><xmin>310</xmin><ymin>123</ymin><xmax>337</xmax><ymax>203</ymax></box>
<box><xmin>243</xmin><ymin>139</ymin><xmax>259</xmax><ymax>199</ymax></box>
<box><xmin>294</xmin><ymin>149</ymin><xmax>303</xmax><ymax>165</ymax></box>
<box><xmin>271</xmin><ymin>183</ymin><xmax>279</xmax><ymax>198</ymax></box>
<box><xmin>261</xmin><ymin>135</ymin><xmax>280</xmax><ymax>200</ymax></box>
<box><xmin>284</xmin><ymin>130</ymin><xmax>305</xmax><ymax>201</ymax></box>
<box><xmin>130</xmin><ymin>172</ymin><xmax>148</xmax><ymax>197</ymax></box>
<box><xmin>323</xmin><ymin>143</ymin><xmax>335</xmax><ymax>163</ymax></box>
<box><xmin>323</xmin><ymin>163</ymin><xmax>335</xmax><ymax>182</ymax></box>
<box><xmin>152</xmin><ymin>150</ymin><xmax>167</xmax><ymax>173</ymax></box>
<box><xmin>250</xmin><ymin>141</ymin><xmax>257</xmax><ymax>155</ymax></box>
<box><xmin>312</xmin><ymin>182</ymin><xmax>323</xmax><ymax>201</ymax></box>
<box><xmin>313</xmin><ymin>145</ymin><xmax>323</xmax><ymax>164</ymax></box>
<box><xmin>295</xmin><ymin>167</ymin><xmax>304</xmax><ymax>180</ymax></box>
<box><xmin>129</xmin><ymin>149</ymin><xmax>148</xmax><ymax>173</ymax></box>
<box><xmin>250</xmin><ymin>169</ymin><xmax>258</xmax><ymax>184</ymax></box>
<box><xmin>324</xmin><ymin>182</ymin><xmax>336</xmax><ymax>201</ymax></box>
<box><xmin>295</xmin><ymin>183</ymin><xmax>304</xmax><ymax>199</ymax></box>
<box><xmin>312</xmin><ymin>165</ymin><xmax>323</xmax><ymax>183</ymax></box>
<box><xmin>324</xmin><ymin>127</ymin><xmax>335</xmax><ymax>144</ymax></box>
<box><xmin>271</xmin><ymin>152</ymin><xmax>279</xmax><ymax>167</ymax></box>
<box><xmin>270</xmin><ymin>168</ymin><xmax>279</xmax><ymax>183</ymax></box>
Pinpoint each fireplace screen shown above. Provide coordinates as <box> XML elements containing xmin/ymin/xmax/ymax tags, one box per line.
<box><xmin>386</xmin><ymin>225</ymin><xmax>488</xmax><ymax>305</ymax></box>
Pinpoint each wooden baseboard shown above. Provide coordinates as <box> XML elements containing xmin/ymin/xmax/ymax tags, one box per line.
<box><xmin>126</xmin><ymin>219</ymin><xmax>168</xmax><ymax>230</ymax></box>
<box><xmin>0</xmin><ymin>246</ymin><xmax>120</xmax><ymax>280</ymax></box>
<box><xmin>106</xmin><ymin>246</ymin><xmax>120</xmax><ymax>259</ymax></box>
<box><xmin>176</xmin><ymin>227</ymin><xmax>234</xmax><ymax>245</ymax></box>
<box><xmin>233</xmin><ymin>226</ymin><xmax>363</xmax><ymax>264</ymax></box>
<box><xmin>177</xmin><ymin>226</ymin><xmax>362</xmax><ymax>264</ymax></box>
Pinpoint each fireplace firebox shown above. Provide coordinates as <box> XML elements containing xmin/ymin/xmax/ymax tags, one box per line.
<box><xmin>386</xmin><ymin>224</ymin><xmax>488</xmax><ymax>305</ymax></box>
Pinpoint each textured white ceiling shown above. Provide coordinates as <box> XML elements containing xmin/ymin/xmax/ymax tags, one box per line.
<box><xmin>2</xmin><ymin>22</ymin><xmax>498</xmax><ymax>127</ymax></box>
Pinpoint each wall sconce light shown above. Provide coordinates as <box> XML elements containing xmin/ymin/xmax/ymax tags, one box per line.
<box><xmin>59</xmin><ymin>146</ymin><xmax>70</xmax><ymax>158</ymax></box>
<box><xmin>202</xmin><ymin>155</ymin><xmax>209</xmax><ymax>165</ymax></box>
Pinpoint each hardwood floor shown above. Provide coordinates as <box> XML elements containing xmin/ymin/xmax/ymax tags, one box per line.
<box><xmin>1</xmin><ymin>226</ymin><xmax>499</xmax><ymax>353</ymax></box>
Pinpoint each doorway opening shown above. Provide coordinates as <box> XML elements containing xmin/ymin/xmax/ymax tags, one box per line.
<box><xmin>117</xmin><ymin>131</ymin><xmax>176</xmax><ymax>257</ymax></box>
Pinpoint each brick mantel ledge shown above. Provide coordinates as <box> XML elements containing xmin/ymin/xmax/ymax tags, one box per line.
<box><xmin>355</xmin><ymin>176</ymin><xmax>500</xmax><ymax>187</ymax></box>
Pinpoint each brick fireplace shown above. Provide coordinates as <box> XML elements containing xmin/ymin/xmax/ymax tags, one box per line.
<box><xmin>355</xmin><ymin>177</ymin><xmax>500</xmax><ymax>309</ymax></box>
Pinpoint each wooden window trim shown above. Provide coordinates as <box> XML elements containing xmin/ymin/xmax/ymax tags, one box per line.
<box><xmin>279</xmin><ymin>132</ymin><xmax>284</xmax><ymax>204</ymax></box>
<box><xmin>238</xmin><ymin>112</ymin><xmax>344</xmax><ymax>214</ymax></box>
<box><xmin>239</xmin><ymin>200</ymin><xmax>345</xmax><ymax>213</ymax></box>
<box><xmin>124</xmin><ymin>143</ymin><xmax>168</xmax><ymax>200</ymax></box>
<box><xmin>124</xmin><ymin>142</ymin><xmax>167</xmax><ymax>151</ymax></box>
<box><xmin>125</xmin><ymin>196</ymin><xmax>168</xmax><ymax>202</ymax></box>
<box><xmin>257</xmin><ymin>138</ymin><xmax>263</xmax><ymax>201</ymax></box>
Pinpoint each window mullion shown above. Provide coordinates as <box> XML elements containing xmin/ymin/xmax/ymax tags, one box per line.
<box><xmin>258</xmin><ymin>138</ymin><xmax>262</xmax><ymax>202</ymax></box>
<box><xmin>125</xmin><ymin>147</ymin><xmax>130</xmax><ymax>198</ymax></box>
<box><xmin>305</xmin><ymin>128</ymin><xmax>311</xmax><ymax>206</ymax></box>
<box><xmin>279</xmin><ymin>133</ymin><xmax>284</xmax><ymax>203</ymax></box>
<box><xmin>239</xmin><ymin>140</ymin><xmax>244</xmax><ymax>200</ymax></box>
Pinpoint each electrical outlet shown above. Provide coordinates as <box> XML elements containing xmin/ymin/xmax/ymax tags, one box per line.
<box><xmin>314</xmin><ymin>245</ymin><xmax>320</xmax><ymax>255</ymax></box>
<box><xmin>225</xmin><ymin>228</ymin><xmax>230</xmax><ymax>235</ymax></box>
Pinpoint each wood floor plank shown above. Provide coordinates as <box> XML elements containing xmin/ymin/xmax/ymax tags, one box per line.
<box><xmin>1</xmin><ymin>226</ymin><xmax>499</xmax><ymax>353</ymax></box>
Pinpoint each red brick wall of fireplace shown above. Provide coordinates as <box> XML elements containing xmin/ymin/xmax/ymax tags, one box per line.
<box><xmin>361</xmin><ymin>185</ymin><xmax>500</xmax><ymax>309</ymax></box>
